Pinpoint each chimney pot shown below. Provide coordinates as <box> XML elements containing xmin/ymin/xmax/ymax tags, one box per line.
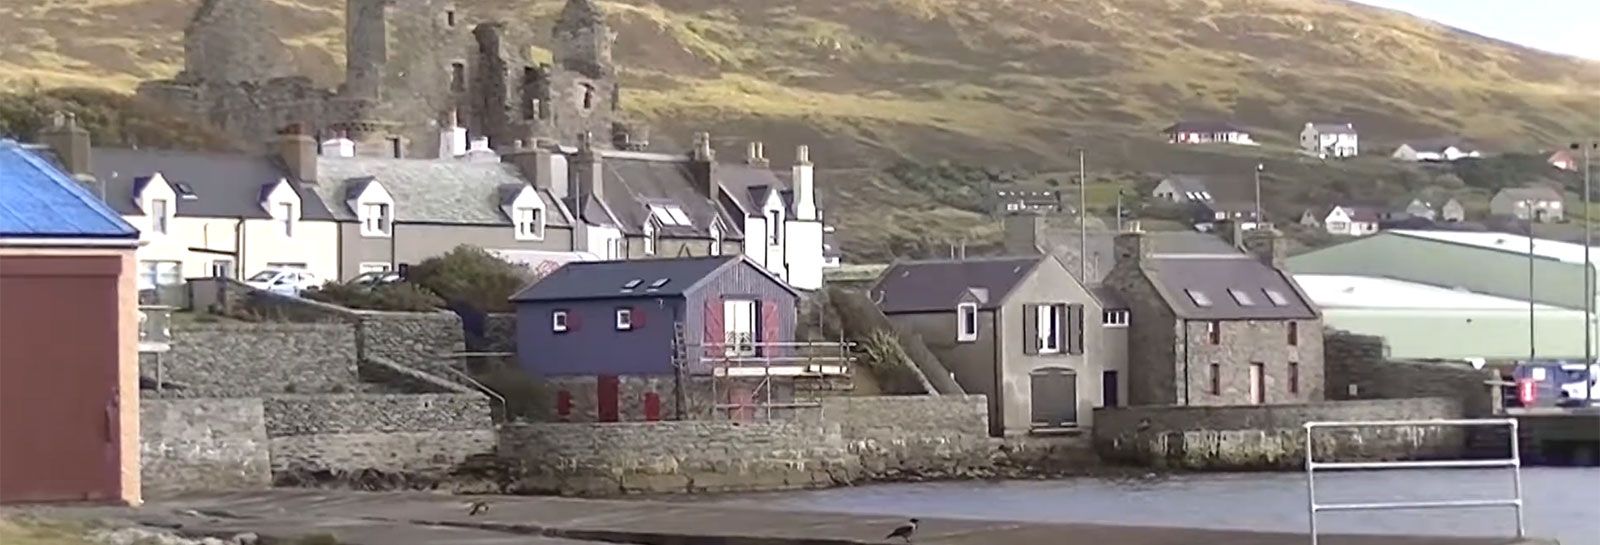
<box><xmin>796</xmin><ymin>144</ymin><xmax>811</xmax><ymax>165</ymax></box>
<box><xmin>39</xmin><ymin>110</ymin><xmax>92</xmax><ymax>178</ymax></box>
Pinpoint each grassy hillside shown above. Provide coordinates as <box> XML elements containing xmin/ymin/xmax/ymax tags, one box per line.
<box><xmin>4</xmin><ymin>0</ymin><xmax>1598</xmax><ymax>260</ymax></box>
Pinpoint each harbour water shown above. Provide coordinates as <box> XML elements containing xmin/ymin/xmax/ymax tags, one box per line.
<box><xmin>712</xmin><ymin>468</ymin><xmax>1600</xmax><ymax>545</ymax></box>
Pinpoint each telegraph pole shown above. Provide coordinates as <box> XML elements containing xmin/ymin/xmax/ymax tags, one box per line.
<box><xmin>1079</xmin><ymin>150</ymin><xmax>1088</xmax><ymax>283</ymax></box>
<box><xmin>1527</xmin><ymin>206</ymin><xmax>1537</xmax><ymax>362</ymax></box>
<box><xmin>1577</xmin><ymin>141</ymin><xmax>1596</xmax><ymax>404</ymax></box>
<box><xmin>1254</xmin><ymin>163</ymin><xmax>1265</xmax><ymax>227</ymax></box>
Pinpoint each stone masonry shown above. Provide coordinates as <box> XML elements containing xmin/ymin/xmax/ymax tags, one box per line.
<box><xmin>141</xmin><ymin>398</ymin><xmax>272</xmax><ymax>496</ymax></box>
<box><xmin>144</xmin><ymin>323</ymin><xmax>358</xmax><ymax>396</ymax></box>
<box><xmin>139</xmin><ymin>0</ymin><xmax>630</xmax><ymax>158</ymax></box>
<box><xmin>1325</xmin><ymin>331</ymin><xmax>1499</xmax><ymax>417</ymax></box>
<box><xmin>264</xmin><ymin>393</ymin><xmax>496</xmax><ymax>476</ymax></box>
<box><xmin>1093</xmin><ymin>398</ymin><xmax>1466</xmax><ymax>470</ymax></box>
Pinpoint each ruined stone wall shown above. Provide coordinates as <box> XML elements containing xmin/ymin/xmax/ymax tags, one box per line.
<box><xmin>1092</xmin><ymin>398</ymin><xmax>1466</xmax><ymax>470</ymax></box>
<box><xmin>140</xmin><ymin>398</ymin><xmax>272</xmax><ymax>497</ymax></box>
<box><xmin>263</xmin><ymin>393</ymin><xmax>495</xmax><ymax>476</ymax></box>
<box><xmin>1324</xmin><ymin>331</ymin><xmax>1499</xmax><ymax>417</ymax></box>
<box><xmin>145</xmin><ymin>323</ymin><xmax>359</xmax><ymax>397</ymax></box>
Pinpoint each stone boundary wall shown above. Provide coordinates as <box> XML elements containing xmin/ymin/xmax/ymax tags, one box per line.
<box><xmin>817</xmin><ymin>395</ymin><xmax>992</xmax><ymax>475</ymax></box>
<box><xmin>148</xmin><ymin>323</ymin><xmax>358</xmax><ymax>396</ymax></box>
<box><xmin>359</xmin><ymin>355</ymin><xmax>474</xmax><ymax>394</ymax></box>
<box><xmin>499</xmin><ymin>420</ymin><xmax>857</xmax><ymax>496</ymax></box>
<box><xmin>140</xmin><ymin>398</ymin><xmax>271</xmax><ymax>496</ymax></box>
<box><xmin>1092</xmin><ymin>398</ymin><xmax>1467</xmax><ymax>470</ymax></box>
<box><xmin>262</xmin><ymin>393</ymin><xmax>495</xmax><ymax>476</ymax></box>
<box><xmin>1325</xmin><ymin>331</ymin><xmax>1499</xmax><ymax>417</ymax></box>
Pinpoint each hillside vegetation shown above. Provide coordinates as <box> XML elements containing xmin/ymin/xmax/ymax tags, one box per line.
<box><xmin>4</xmin><ymin>0</ymin><xmax>1598</xmax><ymax>259</ymax></box>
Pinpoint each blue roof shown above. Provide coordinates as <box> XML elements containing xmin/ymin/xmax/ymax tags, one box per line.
<box><xmin>0</xmin><ymin>140</ymin><xmax>137</xmax><ymax>239</ymax></box>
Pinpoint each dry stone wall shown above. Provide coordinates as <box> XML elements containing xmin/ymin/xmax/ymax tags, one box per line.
<box><xmin>140</xmin><ymin>398</ymin><xmax>272</xmax><ymax>497</ymax></box>
<box><xmin>264</xmin><ymin>393</ymin><xmax>495</xmax><ymax>476</ymax></box>
<box><xmin>146</xmin><ymin>323</ymin><xmax>358</xmax><ymax>396</ymax></box>
<box><xmin>1325</xmin><ymin>331</ymin><xmax>1499</xmax><ymax>416</ymax></box>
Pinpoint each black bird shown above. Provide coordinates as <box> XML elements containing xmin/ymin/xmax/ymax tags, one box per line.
<box><xmin>885</xmin><ymin>518</ymin><xmax>918</xmax><ymax>542</ymax></box>
<box><xmin>467</xmin><ymin>500</ymin><xmax>490</xmax><ymax>516</ymax></box>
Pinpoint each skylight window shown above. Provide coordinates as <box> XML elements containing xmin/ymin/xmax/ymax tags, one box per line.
<box><xmin>648</xmin><ymin>204</ymin><xmax>692</xmax><ymax>226</ymax></box>
<box><xmin>1228</xmin><ymin>288</ymin><xmax>1255</xmax><ymax>306</ymax></box>
<box><xmin>174</xmin><ymin>182</ymin><xmax>198</xmax><ymax>200</ymax></box>
<box><xmin>1185</xmin><ymin>289</ymin><xmax>1213</xmax><ymax>307</ymax></box>
<box><xmin>648</xmin><ymin>278</ymin><xmax>669</xmax><ymax>289</ymax></box>
<box><xmin>1263</xmin><ymin>288</ymin><xmax>1290</xmax><ymax>306</ymax></box>
<box><xmin>622</xmin><ymin>279</ymin><xmax>642</xmax><ymax>289</ymax></box>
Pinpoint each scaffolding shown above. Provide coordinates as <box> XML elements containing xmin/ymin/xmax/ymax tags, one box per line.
<box><xmin>673</xmin><ymin>322</ymin><xmax>853</xmax><ymax>422</ymax></box>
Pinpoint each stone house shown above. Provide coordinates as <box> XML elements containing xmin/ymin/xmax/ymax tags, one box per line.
<box><xmin>1103</xmin><ymin>226</ymin><xmax>1324</xmax><ymax>406</ymax></box>
<box><xmin>870</xmin><ymin>255</ymin><xmax>1123</xmax><ymax>436</ymax></box>
<box><xmin>1299</xmin><ymin>122</ymin><xmax>1358</xmax><ymax>158</ymax></box>
<box><xmin>509</xmin><ymin>255</ymin><xmax>810</xmax><ymax>422</ymax></box>
<box><xmin>1489</xmin><ymin>186</ymin><xmax>1564</xmax><ymax>223</ymax></box>
<box><xmin>1323</xmin><ymin>205</ymin><xmax>1381</xmax><ymax>237</ymax></box>
<box><xmin>0</xmin><ymin>139</ymin><xmax>142</xmax><ymax>505</ymax></box>
<box><xmin>1162</xmin><ymin>121</ymin><xmax>1256</xmax><ymax>145</ymax></box>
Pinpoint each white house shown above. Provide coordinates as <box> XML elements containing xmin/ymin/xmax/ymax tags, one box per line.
<box><xmin>1300</xmin><ymin>122</ymin><xmax>1359</xmax><ymax>158</ymax></box>
<box><xmin>1162</xmin><ymin>121</ymin><xmax>1256</xmax><ymax>146</ymax></box>
<box><xmin>1323</xmin><ymin>205</ymin><xmax>1381</xmax><ymax>237</ymax></box>
<box><xmin>1392</xmin><ymin>138</ymin><xmax>1482</xmax><ymax>162</ymax></box>
<box><xmin>1151</xmin><ymin>175</ymin><xmax>1213</xmax><ymax>203</ymax></box>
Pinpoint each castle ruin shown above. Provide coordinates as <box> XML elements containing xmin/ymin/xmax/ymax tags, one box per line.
<box><xmin>139</xmin><ymin>0</ymin><xmax>633</xmax><ymax>158</ymax></box>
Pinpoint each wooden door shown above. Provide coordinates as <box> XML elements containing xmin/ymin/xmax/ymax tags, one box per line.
<box><xmin>597</xmin><ymin>375</ymin><xmax>620</xmax><ymax>422</ymax></box>
<box><xmin>1029</xmin><ymin>368</ymin><xmax>1077</xmax><ymax>428</ymax></box>
<box><xmin>1249</xmin><ymin>363</ymin><xmax>1265</xmax><ymax>405</ymax></box>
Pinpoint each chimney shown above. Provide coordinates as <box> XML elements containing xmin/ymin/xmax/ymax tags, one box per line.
<box><xmin>745</xmin><ymin>141</ymin><xmax>769</xmax><ymax>167</ymax></box>
<box><xmin>1113</xmin><ymin>228</ymin><xmax>1151</xmax><ymax>270</ymax></box>
<box><xmin>321</xmin><ymin>130</ymin><xmax>356</xmax><ymax>158</ymax></box>
<box><xmin>1002</xmin><ymin>213</ymin><xmax>1042</xmax><ymax>255</ymax></box>
<box><xmin>792</xmin><ymin>145</ymin><xmax>817</xmax><ymax>221</ymax></box>
<box><xmin>38</xmin><ymin>111</ymin><xmax>91</xmax><ymax>178</ymax></box>
<box><xmin>1218</xmin><ymin>219</ymin><xmax>1246</xmax><ymax>249</ymax></box>
<box><xmin>573</xmin><ymin>131</ymin><xmax>604</xmax><ymax>202</ymax></box>
<box><xmin>688</xmin><ymin>131</ymin><xmax>717</xmax><ymax>198</ymax></box>
<box><xmin>439</xmin><ymin>110</ymin><xmax>467</xmax><ymax>158</ymax></box>
<box><xmin>275</xmin><ymin>122</ymin><xmax>318</xmax><ymax>182</ymax></box>
<box><xmin>1243</xmin><ymin>228</ymin><xmax>1286</xmax><ymax>270</ymax></box>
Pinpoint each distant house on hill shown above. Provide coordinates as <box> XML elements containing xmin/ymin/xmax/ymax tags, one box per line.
<box><xmin>993</xmin><ymin>188</ymin><xmax>1064</xmax><ymax>215</ymax></box>
<box><xmin>1299</xmin><ymin>122</ymin><xmax>1359</xmax><ymax>158</ymax></box>
<box><xmin>1391</xmin><ymin>138</ymin><xmax>1482</xmax><ymax>162</ymax></box>
<box><xmin>1548</xmin><ymin>149</ymin><xmax>1580</xmax><ymax>172</ymax></box>
<box><xmin>1154</xmin><ymin>174</ymin><xmax>1258</xmax><ymax>231</ymax></box>
<box><xmin>1151</xmin><ymin>175</ymin><xmax>1213</xmax><ymax>203</ymax></box>
<box><xmin>1441</xmin><ymin>198</ymin><xmax>1467</xmax><ymax>222</ymax></box>
<box><xmin>1397</xmin><ymin>199</ymin><xmax>1437</xmax><ymax>221</ymax></box>
<box><xmin>1489</xmin><ymin>186</ymin><xmax>1564</xmax><ymax>223</ymax></box>
<box><xmin>1323</xmin><ymin>205</ymin><xmax>1382</xmax><ymax>236</ymax></box>
<box><xmin>1163</xmin><ymin>121</ymin><xmax>1256</xmax><ymax>146</ymax></box>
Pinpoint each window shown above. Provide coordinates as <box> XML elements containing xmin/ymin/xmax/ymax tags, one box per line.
<box><xmin>709</xmin><ymin>223</ymin><xmax>722</xmax><ymax>256</ymax></box>
<box><xmin>723</xmin><ymin>299</ymin><xmax>757</xmax><ymax>355</ymax></box>
<box><xmin>622</xmin><ymin>279</ymin><xmax>642</xmax><ymax>290</ymax></box>
<box><xmin>615</xmin><ymin>308</ymin><xmax>633</xmax><ymax>331</ymax></box>
<box><xmin>1288</xmin><ymin>321</ymin><xmax>1299</xmax><ymax>346</ymax></box>
<box><xmin>210</xmin><ymin>259</ymin><xmax>234</xmax><ymax>279</ymax></box>
<box><xmin>1249</xmin><ymin>362</ymin><xmax>1266</xmax><ymax>404</ymax></box>
<box><xmin>767</xmin><ymin>211</ymin><xmax>781</xmax><ymax>244</ymax></box>
<box><xmin>451</xmin><ymin>62</ymin><xmax>466</xmax><ymax>92</ymax></box>
<box><xmin>1102</xmin><ymin>309</ymin><xmax>1129</xmax><ymax>327</ymax></box>
<box><xmin>138</xmin><ymin>261</ymin><xmax>181</xmax><ymax>289</ymax></box>
<box><xmin>552</xmin><ymin>310</ymin><xmax>569</xmax><ymax>333</ymax></box>
<box><xmin>389</xmin><ymin>137</ymin><xmax>403</xmax><ymax>158</ymax></box>
<box><xmin>1288</xmin><ymin>361</ymin><xmax>1300</xmax><ymax>394</ymax></box>
<box><xmin>581</xmin><ymin>84</ymin><xmax>594</xmax><ymax>110</ymax></box>
<box><xmin>361</xmin><ymin>203</ymin><xmax>392</xmax><ymax>237</ymax></box>
<box><xmin>647</xmin><ymin>204</ymin><xmax>691</xmax><ymax>226</ymax></box>
<box><xmin>1209</xmin><ymin>363</ymin><xmax>1222</xmax><ymax>395</ymax></box>
<box><xmin>445</xmin><ymin>8</ymin><xmax>457</xmax><ymax>26</ymax></box>
<box><xmin>642</xmin><ymin>223</ymin><xmax>657</xmax><ymax>255</ymax></box>
<box><xmin>1227</xmin><ymin>288</ymin><xmax>1254</xmax><ymax>306</ymax></box>
<box><xmin>515</xmin><ymin>207</ymin><xmax>544</xmax><ymax>240</ymax></box>
<box><xmin>151</xmin><ymin>198</ymin><xmax>170</xmax><ymax>234</ymax></box>
<box><xmin>1207</xmin><ymin>320</ymin><xmax>1221</xmax><ymax>344</ymax></box>
<box><xmin>359</xmin><ymin>262</ymin><xmax>391</xmax><ymax>274</ymax></box>
<box><xmin>1263</xmin><ymin>288</ymin><xmax>1290</xmax><ymax>306</ymax></box>
<box><xmin>1037</xmin><ymin>304</ymin><xmax>1061</xmax><ymax>354</ymax></box>
<box><xmin>648</xmin><ymin>278</ymin><xmax>669</xmax><ymax>289</ymax></box>
<box><xmin>1102</xmin><ymin>370</ymin><xmax>1120</xmax><ymax>407</ymax></box>
<box><xmin>279</xmin><ymin>202</ymin><xmax>295</xmax><ymax>236</ymax></box>
<box><xmin>1185</xmin><ymin>288</ymin><xmax>1213</xmax><ymax>307</ymax></box>
<box><xmin>956</xmin><ymin>302</ymin><xmax>979</xmax><ymax>342</ymax></box>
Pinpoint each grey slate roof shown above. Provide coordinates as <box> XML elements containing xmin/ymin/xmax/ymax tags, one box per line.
<box><xmin>312</xmin><ymin>156</ymin><xmax>568</xmax><ymax>226</ymax></box>
<box><xmin>1493</xmin><ymin>186</ymin><xmax>1563</xmax><ymax>203</ymax></box>
<box><xmin>1309</xmin><ymin>123</ymin><xmax>1357</xmax><ymax>134</ymax></box>
<box><xmin>872</xmin><ymin>256</ymin><xmax>1044</xmax><ymax>313</ymax></box>
<box><xmin>594</xmin><ymin>153</ymin><xmax>729</xmax><ymax>238</ymax></box>
<box><xmin>1081</xmin><ymin>231</ymin><xmax>1240</xmax><ymax>283</ymax></box>
<box><xmin>1164</xmin><ymin>120</ymin><xmax>1248</xmax><ymax>134</ymax></box>
<box><xmin>510</xmin><ymin>255</ymin><xmax>794</xmax><ymax>302</ymax></box>
<box><xmin>1400</xmin><ymin>137</ymin><xmax>1477</xmax><ymax>153</ymax></box>
<box><xmin>1090</xmin><ymin>285</ymin><xmax>1126</xmax><ymax>310</ymax></box>
<box><xmin>92</xmin><ymin>148</ymin><xmax>334</xmax><ymax>220</ymax></box>
<box><xmin>1143</xmin><ymin>255</ymin><xmax>1317</xmax><ymax>320</ymax></box>
<box><xmin>1159</xmin><ymin>175</ymin><xmax>1213</xmax><ymax>195</ymax></box>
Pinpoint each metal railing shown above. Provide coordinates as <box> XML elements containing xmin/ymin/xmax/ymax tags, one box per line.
<box><xmin>1304</xmin><ymin>418</ymin><xmax>1524</xmax><ymax>545</ymax></box>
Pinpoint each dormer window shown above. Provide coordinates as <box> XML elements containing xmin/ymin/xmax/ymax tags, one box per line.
<box><xmin>361</xmin><ymin>203</ymin><xmax>392</xmax><ymax>237</ymax></box>
<box><xmin>767</xmin><ymin>210</ymin><xmax>780</xmax><ymax>244</ymax></box>
<box><xmin>151</xmin><ymin>198</ymin><xmax>170</xmax><ymax>234</ymax></box>
<box><xmin>709</xmin><ymin>222</ymin><xmax>722</xmax><ymax>256</ymax></box>
<box><xmin>515</xmin><ymin>207</ymin><xmax>544</xmax><ymax>240</ymax></box>
<box><xmin>642</xmin><ymin>222</ymin><xmax>657</xmax><ymax>255</ymax></box>
<box><xmin>278</xmin><ymin>202</ymin><xmax>295</xmax><ymax>236</ymax></box>
<box><xmin>956</xmin><ymin>302</ymin><xmax>978</xmax><ymax>342</ymax></box>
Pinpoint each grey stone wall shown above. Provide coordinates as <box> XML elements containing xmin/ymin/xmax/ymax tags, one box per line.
<box><xmin>1092</xmin><ymin>398</ymin><xmax>1466</xmax><ymax>470</ymax></box>
<box><xmin>141</xmin><ymin>398</ymin><xmax>272</xmax><ymax>496</ymax></box>
<box><xmin>480</xmin><ymin>313</ymin><xmax>517</xmax><ymax>353</ymax></box>
<box><xmin>148</xmin><ymin>323</ymin><xmax>358</xmax><ymax>396</ymax></box>
<box><xmin>263</xmin><ymin>393</ymin><xmax>495</xmax><ymax>475</ymax></box>
<box><xmin>817</xmin><ymin>395</ymin><xmax>992</xmax><ymax>475</ymax></box>
<box><xmin>499</xmin><ymin>420</ymin><xmax>858</xmax><ymax>496</ymax></box>
<box><xmin>1325</xmin><ymin>331</ymin><xmax>1499</xmax><ymax>417</ymax></box>
<box><xmin>1180</xmin><ymin>318</ymin><xmax>1325</xmax><ymax>405</ymax></box>
<box><xmin>358</xmin><ymin>311</ymin><xmax>465</xmax><ymax>369</ymax></box>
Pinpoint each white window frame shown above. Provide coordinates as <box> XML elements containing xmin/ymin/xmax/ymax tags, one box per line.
<box><xmin>767</xmin><ymin>210</ymin><xmax>781</xmax><ymax>244</ymax></box>
<box><xmin>723</xmin><ymin>299</ymin><xmax>757</xmax><ymax>356</ymax></box>
<box><xmin>615</xmin><ymin>308</ymin><xmax>633</xmax><ymax>331</ymax></box>
<box><xmin>151</xmin><ymin>198</ymin><xmax>170</xmax><ymax>234</ymax></box>
<box><xmin>514</xmin><ymin>206</ymin><xmax>544</xmax><ymax>241</ymax></box>
<box><xmin>956</xmin><ymin>302</ymin><xmax>979</xmax><ymax>342</ymax></box>
<box><xmin>1102</xmin><ymin>309</ymin><xmax>1129</xmax><ymax>327</ymax></box>
<box><xmin>210</xmin><ymin>259</ymin><xmax>234</xmax><ymax>279</ymax></box>
<box><xmin>138</xmin><ymin>260</ymin><xmax>182</xmax><ymax>289</ymax></box>
<box><xmin>278</xmin><ymin>202</ymin><xmax>295</xmax><ymax>237</ymax></box>
<box><xmin>642</xmin><ymin>223</ymin><xmax>657</xmax><ymax>256</ymax></box>
<box><xmin>552</xmin><ymin>310</ymin><xmax>569</xmax><ymax>333</ymax></box>
<box><xmin>360</xmin><ymin>202</ymin><xmax>392</xmax><ymax>238</ymax></box>
<box><xmin>709</xmin><ymin>223</ymin><xmax>722</xmax><ymax>256</ymax></box>
<box><xmin>1037</xmin><ymin>304</ymin><xmax>1061</xmax><ymax>354</ymax></box>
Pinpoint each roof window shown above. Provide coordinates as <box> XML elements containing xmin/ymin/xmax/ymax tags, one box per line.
<box><xmin>1263</xmin><ymin>288</ymin><xmax>1290</xmax><ymax>306</ymax></box>
<box><xmin>1185</xmin><ymin>289</ymin><xmax>1213</xmax><ymax>307</ymax></box>
<box><xmin>174</xmin><ymin>182</ymin><xmax>198</xmax><ymax>200</ymax></box>
<box><xmin>648</xmin><ymin>204</ymin><xmax>692</xmax><ymax>226</ymax></box>
<box><xmin>622</xmin><ymin>279</ymin><xmax>642</xmax><ymax>290</ymax></box>
<box><xmin>648</xmin><ymin>278</ymin><xmax>669</xmax><ymax>289</ymax></box>
<box><xmin>1228</xmin><ymin>288</ymin><xmax>1255</xmax><ymax>306</ymax></box>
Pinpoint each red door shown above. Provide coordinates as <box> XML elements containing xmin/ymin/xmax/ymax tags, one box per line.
<box><xmin>0</xmin><ymin>255</ymin><xmax>124</xmax><ymax>503</ymax></box>
<box><xmin>597</xmin><ymin>375</ymin><xmax>620</xmax><ymax>422</ymax></box>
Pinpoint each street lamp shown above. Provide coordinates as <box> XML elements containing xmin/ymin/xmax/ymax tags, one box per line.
<box><xmin>1253</xmin><ymin>163</ymin><xmax>1264</xmax><ymax>228</ymax></box>
<box><xmin>1574</xmin><ymin>141</ymin><xmax>1598</xmax><ymax>404</ymax></box>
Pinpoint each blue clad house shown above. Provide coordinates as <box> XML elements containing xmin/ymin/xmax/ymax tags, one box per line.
<box><xmin>509</xmin><ymin>255</ymin><xmax>799</xmax><ymax>421</ymax></box>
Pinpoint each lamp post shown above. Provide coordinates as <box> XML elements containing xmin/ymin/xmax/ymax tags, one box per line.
<box><xmin>1526</xmin><ymin>205</ymin><xmax>1536</xmax><ymax>363</ymax></box>
<box><xmin>1254</xmin><ymin>163</ymin><xmax>1264</xmax><ymax>228</ymax></box>
<box><xmin>1079</xmin><ymin>150</ymin><xmax>1088</xmax><ymax>283</ymax></box>
<box><xmin>1575</xmin><ymin>141</ymin><xmax>1597</xmax><ymax>404</ymax></box>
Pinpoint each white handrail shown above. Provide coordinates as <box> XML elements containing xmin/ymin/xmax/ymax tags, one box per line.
<box><xmin>1303</xmin><ymin>418</ymin><xmax>1524</xmax><ymax>545</ymax></box>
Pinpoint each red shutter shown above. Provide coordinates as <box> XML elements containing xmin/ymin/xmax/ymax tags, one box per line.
<box><xmin>597</xmin><ymin>375</ymin><xmax>620</xmax><ymax>423</ymax></box>
<box><xmin>703</xmin><ymin>297</ymin><xmax>724</xmax><ymax>354</ymax></box>
<box><xmin>568</xmin><ymin>310</ymin><xmax>582</xmax><ymax>332</ymax></box>
<box><xmin>760</xmin><ymin>299</ymin><xmax>780</xmax><ymax>355</ymax></box>
<box><xmin>643</xmin><ymin>392</ymin><xmax>662</xmax><ymax>421</ymax></box>
<box><xmin>631</xmin><ymin>306</ymin><xmax>645</xmax><ymax>329</ymax></box>
<box><xmin>556</xmin><ymin>390</ymin><xmax>573</xmax><ymax>421</ymax></box>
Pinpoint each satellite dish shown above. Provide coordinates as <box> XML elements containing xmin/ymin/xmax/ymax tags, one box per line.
<box><xmin>1468</xmin><ymin>357</ymin><xmax>1487</xmax><ymax>370</ymax></box>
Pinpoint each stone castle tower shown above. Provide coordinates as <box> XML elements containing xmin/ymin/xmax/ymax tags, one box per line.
<box><xmin>139</xmin><ymin>0</ymin><xmax>628</xmax><ymax>159</ymax></box>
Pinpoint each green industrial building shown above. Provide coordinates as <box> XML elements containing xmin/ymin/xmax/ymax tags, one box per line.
<box><xmin>1289</xmin><ymin>230</ymin><xmax>1598</xmax><ymax>361</ymax></box>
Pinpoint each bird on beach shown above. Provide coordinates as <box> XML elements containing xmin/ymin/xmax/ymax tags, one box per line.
<box><xmin>467</xmin><ymin>500</ymin><xmax>490</xmax><ymax>516</ymax></box>
<box><xmin>885</xmin><ymin>518</ymin><xmax>918</xmax><ymax>542</ymax></box>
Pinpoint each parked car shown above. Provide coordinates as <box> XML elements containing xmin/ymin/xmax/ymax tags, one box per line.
<box><xmin>245</xmin><ymin>268</ymin><xmax>321</xmax><ymax>295</ymax></box>
<box><xmin>347</xmin><ymin>270</ymin><xmax>403</xmax><ymax>288</ymax></box>
<box><xmin>1508</xmin><ymin>360</ymin><xmax>1598</xmax><ymax>408</ymax></box>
